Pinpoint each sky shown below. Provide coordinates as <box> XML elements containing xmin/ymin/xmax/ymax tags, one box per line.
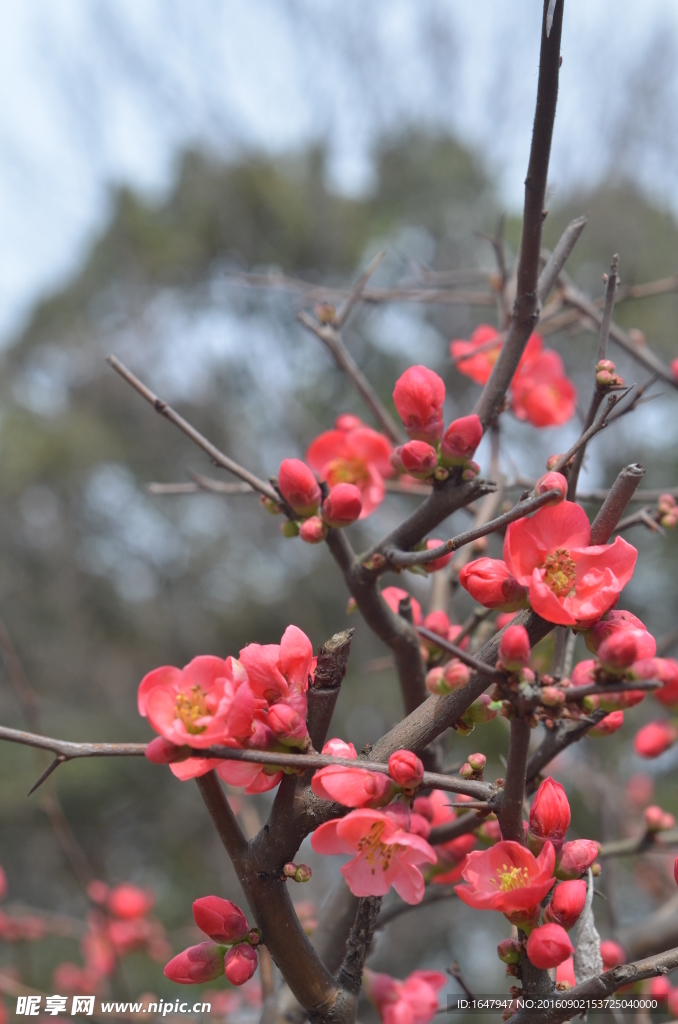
<box><xmin>1</xmin><ymin>0</ymin><xmax>678</xmax><ymax>343</ymax></box>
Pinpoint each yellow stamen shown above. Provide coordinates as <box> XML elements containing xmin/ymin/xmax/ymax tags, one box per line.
<box><xmin>175</xmin><ymin>686</ymin><xmax>208</xmax><ymax>734</ymax></box>
<box><xmin>357</xmin><ymin>821</ymin><xmax>395</xmax><ymax>874</ymax></box>
<box><xmin>493</xmin><ymin>864</ymin><xmax>530</xmax><ymax>892</ymax></box>
<box><xmin>326</xmin><ymin>458</ymin><xmax>369</xmax><ymax>490</ymax></box>
<box><xmin>541</xmin><ymin>548</ymin><xmax>576</xmax><ymax>598</ymax></box>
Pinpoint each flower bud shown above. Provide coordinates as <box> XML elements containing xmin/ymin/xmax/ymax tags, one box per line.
<box><xmin>541</xmin><ymin>686</ymin><xmax>566</xmax><ymax>708</ymax></box>
<box><xmin>224</xmin><ymin>943</ymin><xmax>258</xmax><ymax>986</ymax></box>
<box><xmin>389</xmin><ymin>446</ymin><xmax>404</xmax><ymax>472</ymax></box>
<box><xmin>555</xmin><ymin>840</ymin><xmax>599</xmax><ymax>880</ymax></box>
<box><xmin>589</xmin><ymin>710</ymin><xmax>624</xmax><ymax>737</ymax></box>
<box><xmin>534</xmin><ymin>471</ymin><xmax>568</xmax><ymax>506</ymax></box>
<box><xmin>462</xmin><ymin>694</ymin><xmax>498</xmax><ymax>726</ymax></box>
<box><xmin>261</xmin><ymin>495</ymin><xmax>282</xmax><ymax>514</ymax></box>
<box><xmin>505</xmin><ymin>905</ymin><xmax>541</xmax><ymax>933</ymax></box>
<box><xmin>192</xmin><ymin>897</ymin><xmax>249</xmax><ymax>944</ymax></box>
<box><xmin>322</xmin><ymin>738</ymin><xmax>357</xmax><ymax>759</ymax></box>
<box><xmin>462</xmin><ymin>460</ymin><xmax>480</xmax><ymax>481</ymax></box>
<box><xmin>459</xmin><ymin>763</ymin><xmax>473</xmax><ymax>779</ymax></box>
<box><xmin>422</xmin><ymin>539</ymin><xmax>453</xmax><ymax>574</ymax></box>
<box><xmin>145</xmin><ymin>737</ymin><xmax>192</xmax><ymax>764</ymax></box>
<box><xmin>634</xmin><ymin>721</ymin><xmax>678</xmax><ymax>758</ymax></box>
<box><xmin>459</xmin><ymin>559</ymin><xmax>528</xmax><ymax>612</ymax></box>
<box><xmin>498</xmin><ymin>625</ymin><xmax>531</xmax><ymax>672</ymax></box>
<box><xmin>600</xmin><ymin>940</ymin><xmax>626</xmax><ymax>969</ymax></box>
<box><xmin>294</xmin><ymin>865</ymin><xmax>312</xmax><ymax>883</ymax></box>
<box><xmin>497</xmin><ymin>939</ymin><xmax>521</xmax><ymax>965</ymax></box>
<box><xmin>443</xmin><ymin>660</ymin><xmax>472</xmax><ymax>690</ymax></box>
<box><xmin>299</xmin><ymin>516</ymin><xmax>328</xmax><ymax>544</ymax></box>
<box><xmin>335</xmin><ymin>414</ymin><xmax>363</xmax><ymax>431</ymax></box>
<box><xmin>283</xmin><ymin>863</ymin><xmax>297</xmax><ymax>878</ymax></box>
<box><xmin>388</xmin><ymin>750</ymin><xmax>424</xmax><ymax>788</ymax></box>
<box><xmin>322</xmin><ymin>484</ymin><xmax>362</xmax><ymax>527</ymax></box>
<box><xmin>422</xmin><ymin>609</ymin><xmax>451</xmax><ymax>639</ymax></box>
<box><xmin>468</xmin><ymin>752</ymin><xmax>486</xmax><ymax>772</ymax></box>
<box><xmin>247</xmin><ymin>929</ymin><xmax>261</xmax><ymax>946</ymax></box>
<box><xmin>400</xmin><ymin>440</ymin><xmax>439</xmax><ymax>478</ymax></box>
<box><xmin>644</xmin><ymin>805</ymin><xmax>676</xmax><ymax>832</ymax></box>
<box><xmin>164</xmin><ymin>942</ymin><xmax>224</xmax><ymax>984</ymax></box>
<box><xmin>647</xmin><ymin>658</ymin><xmax>678</xmax><ymax>708</ymax></box>
<box><xmin>440</xmin><ymin>414</ymin><xmax>484</xmax><ymax>466</ymax></box>
<box><xmin>281</xmin><ymin>520</ymin><xmax>300</xmax><ymax>538</ymax></box>
<box><xmin>267</xmin><ymin>703</ymin><xmax>308</xmax><ymax>747</ymax></box>
<box><xmin>528</xmin><ymin>777</ymin><xmax>571</xmax><ymax>855</ymax></box>
<box><xmin>544</xmin><ymin>880</ymin><xmax>587</xmax><ymax>929</ymax></box>
<box><xmin>277</xmin><ymin>459</ymin><xmax>321</xmax><ymax>516</ymax></box>
<box><xmin>649</xmin><ymin>976</ymin><xmax>671</xmax><ymax>1000</ymax></box>
<box><xmin>393</xmin><ymin>366</ymin><xmax>445</xmax><ymax>443</ymax></box>
<box><xmin>546</xmin><ymin>454</ymin><xmax>564</xmax><ymax>471</ymax></box>
<box><xmin>108</xmin><ymin>884</ymin><xmax>154</xmax><ymax>920</ymax></box>
<box><xmin>584</xmin><ymin>610</ymin><xmax>656</xmax><ymax>660</ymax></box>
<box><xmin>526</xmin><ymin>924</ymin><xmax>574</xmax><ymax>969</ymax></box>
<box><xmin>598</xmin><ymin>632</ymin><xmax>638</xmax><ymax>672</ymax></box>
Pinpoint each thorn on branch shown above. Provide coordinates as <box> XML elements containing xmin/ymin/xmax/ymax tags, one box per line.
<box><xmin>28</xmin><ymin>756</ymin><xmax>66</xmax><ymax>796</ymax></box>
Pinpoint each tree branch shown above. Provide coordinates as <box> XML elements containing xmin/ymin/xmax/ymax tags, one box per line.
<box><xmin>307</xmin><ymin>630</ymin><xmax>354</xmax><ymax>751</ymax></box>
<box><xmin>550</xmin><ymin>390</ymin><xmax>633</xmax><ymax>477</ymax></box>
<box><xmin>415</xmin><ymin>627</ymin><xmax>506</xmax><ymax>684</ymax></box>
<box><xmin>497</xmin><ymin>717</ymin><xmax>531</xmax><ymax>843</ymax></box>
<box><xmin>537</xmin><ymin>215</ymin><xmax>588</xmax><ymax>305</ymax></box>
<box><xmin>589</xmin><ymin>463</ymin><xmax>645</xmax><ymax>544</ymax></box>
<box><xmin>106</xmin><ymin>355</ymin><xmax>282</xmax><ymax>505</ymax></box>
<box><xmin>336</xmin><ymin>897</ymin><xmax>382</xmax><ymax>996</ymax></box>
<box><xmin>474</xmin><ymin>0</ymin><xmax>565</xmax><ymax>428</ymax></box>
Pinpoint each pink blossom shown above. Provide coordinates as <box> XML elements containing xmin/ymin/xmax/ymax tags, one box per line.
<box><xmin>381</xmin><ymin>587</ymin><xmax>423</xmax><ymax>626</ymax></box>
<box><xmin>504</xmin><ymin>501</ymin><xmax>637</xmax><ymax>627</ymax></box>
<box><xmin>364</xmin><ymin>968</ymin><xmax>447</xmax><ymax>1024</ymax></box>
<box><xmin>306</xmin><ymin>419</ymin><xmax>393</xmax><ymax>517</ymax></box>
<box><xmin>311</xmin><ymin>808</ymin><xmax>436</xmax><ymax>903</ymax></box>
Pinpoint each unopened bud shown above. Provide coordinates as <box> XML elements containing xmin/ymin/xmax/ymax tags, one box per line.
<box><xmin>462</xmin><ymin>460</ymin><xmax>480</xmax><ymax>481</ymax></box>
<box><xmin>283</xmin><ymin>863</ymin><xmax>297</xmax><ymax>878</ymax></box>
<box><xmin>278</xmin><ymin>459</ymin><xmax>322</xmax><ymax>516</ymax></box>
<box><xmin>247</xmin><ymin>929</ymin><xmax>261</xmax><ymax>946</ymax></box>
<box><xmin>644</xmin><ymin>805</ymin><xmax>676</xmax><ymax>833</ymax></box>
<box><xmin>468</xmin><ymin>752</ymin><xmax>486</xmax><ymax>772</ymax></box>
<box><xmin>462</xmin><ymin>694</ymin><xmax>498</xmax><ymax>726</ymax></box>
<box><xmin>541</xmin><ymin>686</ymin><xmax>566</xmax><ymax>708</ymax></box>
<box><xmin>400</xmin><ymin>440</ymin><xmax>439</xmax><ymax>479</ymax></box>
<box><xmin>433</xmin><ymin>466</ymin><xmax>450</xmax><ymax>481</ymax></box>
<box><xmin>534</xmin><ymin>471</ymin><xmax>568</xmax><ymax>506</ymax></box>
<box><xmin>440</xmin><ymin>414</ymin><xmax>484</xmax><ymax>466</ymax></box>
<box><xmin>299</xmin><ymin>516</ymin><xmax>328</xmax><ymax>544</ymax></box>
<box><xmin>596</xmin><ymin>359</ymin><xmax>616</xmax><ymax>374</ymax></box>
<box><xmin>322</xmin><ymin>484</ymin><xmax>362</xmax><ymax>528</ymax></box>
<box><xmin>443</xmin><ymin>660</ymin><xmax>472</xmax><ymax>690</ymax></box>
<box><xmin>498</xmin><ymin>625</ymin><xmax>531</xmax><ymax>672</ymax></box>
<box><xmin>388</xmin><ymin>750</ymin><xmax>424</xmax><ymax>788</ymax></box>
<box><xmin>294</xmin><ymin>865</ymin><xmax>312</xmax><ymax>883</ymax></box>
<box><xmin>497</xmin><ymin>939</ymin><xmax>521</xmax><ymax>965</ymax></box>
<box><xmin>591</xmin><ymin>862</ymin><xmax>602</xmax><ymax>877</ymax></box>
<box><xmin>314</xmin><ymin>303</ymin><xmax>337</xmax><ymax>325</ymax></box>
<box><xmin>260</xmin><ymin>496</ymin><xmax>282</xmax><ymax>514</ymax></box>
<box><xmin>224</xmin><ymin>943</ymin><xmax>258</xmax><ymax>986</ymax></box>
<box><xmin>459</xmin><ymin>763</ymin><xmax>474</xmax><ymax>779</ymax></box>
<box><xmin>281</xmin><ymin>520</ymin><xmax>300</xmax><ymax>538</ymax></box>
<box><xmin>598</xmin><ymin>632</ymin><xmax>638</xmax><ymax>672</ymax></box>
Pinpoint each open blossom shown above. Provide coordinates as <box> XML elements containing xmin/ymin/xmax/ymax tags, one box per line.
<box><xmin>503</xmin><ymin>501</ymin><xmax>637</xmax><ymax>627</ymax></box>
<box><xmin>311</xmin><ymin>808</ymin><xmax>436</xmax><ymax>904</ymax></box>
<box><xmin>364</xmin><ymin>968</ymin><xmax>446</xmax><ymax>1024</ymax></box>
<box><xmin>527</xmin><ymin>778</ymin><xmax>571</xmax><ymax>855</ymax></box>
<box><xmin>393</xmin><ymin>366</ymin><xmax>445</xmax><ymax>444</ymax></box>
<box><xmin>511</xmin><ymin>350</ymin><xmax>577</xmax><ymax>428</ymax></box>
<box><xmin>458</xmin><ymin>558</ymin><xmax>528</xmax><ymax>611</ymax></box>
<box><xmin>138</xmin><ymin>656</ymin><xmax>255</xmax><ymax>751</ymax></box>
<box><xmin>312</xmin><ymin>739</ymin><xmax>394</xmax><ymax>808</ymax></box>
<box><xmin>451</xmin><ymin>326</ymin><xmax>543</xmax><ymax>386</ymax></box>
<box><xmin>381</xmin><ymin>587</ymin><xmax>423</xmax><ymax>626</ymax></box>
<box><xmin>306</xmin><ymin>416</ymin><xmax>393</xmax><ymax>518</ymax></box>
<box><xmin>454</xmin><ymin>841</ymin><xmax>555</xmax><ymax>915</ymax></box>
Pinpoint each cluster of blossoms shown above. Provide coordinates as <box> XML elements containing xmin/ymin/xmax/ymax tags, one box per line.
<box><xmin>450</xmin><ymin>326</ymin><xmax>577</xmax><ymax>428</ymax></box>
<box><xmin>457</xmin><ymin>778</ymin><xmax>598</xmax><ymax>977</ymax></box>
<box><xmin>140</xmin><ymin>625</ymin><xmax>315</xmax><ymax>793</ymax></box>
<box><xmin>364</xmin><ymin>968</ymin><xmax>447</xmax><ymax>1024</ymax></box>
<box><xmin>164</xmin><ymin>896</ymin><xmax>260</xmax><ymax>986</ymax></box>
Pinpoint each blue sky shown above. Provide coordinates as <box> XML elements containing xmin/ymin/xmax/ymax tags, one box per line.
<box><xmin>1</xmin><ymin>0</ymin><xmax>678</xmax><ymax>343</ymax></box>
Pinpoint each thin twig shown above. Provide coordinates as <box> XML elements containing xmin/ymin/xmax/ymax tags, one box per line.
<box><xmin>551</xmin><ymin>390</ymin><xmax>634</xmax><ymax>476</ymax></box>
<box><xmin>106</xmin><ymin>355</ymin><xmax>282</xmax><ymax>504</ymax></box>
<box><xmin>336</xmin><ymin>250</ymin><xmax>387</xmax><ymax>328</ymax></box>
<box><xmin>537</xmin><ymin>215</ymin><xmax>589</xmax><ymax>304</ymax></box>
<box><xmin>563</xmin><ymin>679</ymin><xmax>660</xmax><ymax>701</ymax></box>
<box><xmin>415</xmin><ymin>627</ymin><xmax>506</xmax><ymax>684</ymax></box>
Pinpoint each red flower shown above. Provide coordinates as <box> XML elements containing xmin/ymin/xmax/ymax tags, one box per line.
<box><xmin>454</xmin><ymin>840</ymin><xmax>556</xmax><ymax>914</ymax></box>
<box><xmin>107</xmin><ymin>884</ymin><xmax>154</xmax><ymax>920</ymax></box>
<box><xmin>322</xmin><ymin>483</ymin><xmax>362</xmax><ymax>527</ymax></box>
<box><xmin>381</xmin><ymin>587</ymin><xmax>423</xmax><ymax>626</ymax></box>
<box><xmin>458</xmin><ymin>558</ymin><xmax>528</xmax><ymax>611</ymax></box>
<box><xmin>311</xmin><ymin>808</ymin><xmax>436</xmax><ymax>904</ymax></box>
<box><xmin>534</xmin><ymin>471</ymin><xmax>568</xmax><ymax>505</ymax></box>
<box><xmin>528</xmin><ymin>778</ymin><xmax>571</xmax><ymax>854</ymax></box>
<box><xmin>306</xmin><ymin>417</ymin><xmax>393</xmax><ymax>517</ymax></box>
<box><xmin>544</xmin><ymin>880</ymin><xmax>587</xmax><ymax>930</ymax></box>
<box><xmin>164</xmin><ymin>942</ymin><xmax>224</xmax><ymax>985</ymax></box>
<box><xmin>526</xmin><ymin>923</ymin><xmax>574</xmax><ymax>969</ymax></box>
<box><xmin>598</xmin><ymin>632</ymin><xmax>638</xmax><ymax>671</ymax></box>
<box><xmin>600</xmin><ymin>940</ymin><xmax>626</xmax><ymax>969</ymax></box>
<box><xmin>393</xmin><ymin>366</ymin><xmax>445</xmax><ymax>444</ymax></box>
<box><xmin>277</xmin><ymin>459</ymin><xmax>321</xmax><ymax>516</ymax></box>
<box><xmin>589</xmin><ymin>710</ymin><xmax>624</xmax><ymax>736</ymax></box>
<box><xmin>224</xmin><ymin>944</ymin><xmax>258</xmax><ymax>986</ymax></box>
<box><xmin>503</xmin><ymin>501</ymin><xmax>637</xmax><ymax>627</ymax></box>
<box><xmin>299</xmin><ymin>516</ymin><xmax>327</xmax><ymax>544</ymax></box>
<box><xmin>584</xmin><ymin>610</ymin><xmax>656</xmax><ymax>660</ymax></box>
<box><xmin>400</xmin><ymin>440</ymin><xmax>438</xmax><ymax>478</ymax></box>
<box><xmin>138</xmin><ymin>656</ymin><xmax>255</xmax><ymax>751</ymax></box>
<box><xmin>440</xmin><ymin>414</ymin><xmax>484</xmax><ymax>466</ymax></box>
<box><xmin>498</xmin><ymin>625</ymin><xmax>531</xmax><ymax>672</ymax></box>
<box><xmin>312</xmin><ymin>740</ymin><xmax>394</xmax><ymax>808</ymax></box>
<box><xmin>388</xmin><ymin>751</ymin><xmax>424</xmax><ymax>788</ymax></box>
<box><xmin>364</xmin><ymin>968</ymin><xmax>447</xmax><ymax>1024</ymax></box>
<box><xmin>451</xmin><ymin>326</ymin><xmax>543</xmax><ymax>386</ymax></box>
<box><xmin>511</xmin><ymin>350</ymin><xmax>577</xmax><ymax>428</ymax></box>
<box><xmin>193</xmin><ymin>897</ymin><xmax>249</xmax><ymax>944</ymax></box>
<box><xmin>634</xmin><ymin>721</ymin><xmax>678</xmax><ymax>759</ymax></box>
<box><xmin>643</xmin><ymin>658</ymin><xmax>678</xmax><ymax>707</ymax></box>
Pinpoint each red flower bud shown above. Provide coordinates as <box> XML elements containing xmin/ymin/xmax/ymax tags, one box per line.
<box><xmin>555</xmin><ymin>840</ymin><xmax>599</xmax><ymax>880</ymax></box>
<box><xmin>107</xmin><ymin>884</ymin><xmax>154</xmax><ymax>920</ymax></box>
<box><xmin>534</xmin><ymin>472</ymin><xmax>568</xmax><ymax>505</ymax></box>
<box><xmin>544</xmin><ymin>880</ymin><xmax>587</xmax><ymax>930</ymax></box>
<box><xmin>600</xmin><ymin>940</ymin><xmax>626</xmax><ymax>969</ymax></box>
<box><xmin>400</xmin><ymin>440</ymin><xmax>439</xmax><ymax>478</ymax></box>
<box><xmin>598</xmin><ymin>632</ymin><xmax>638</xmax><ymax>671</ymax></box>
<box><xmin>526</xmin><ymin>923</ymin><xmax>574</xmax><ymax>969</ymax></box>
<box><xmin>497</xmin><ymin>939</ymin><xmax>521</xmax><ymax>965</ymax></box>
<box><xmin>322</xmin><ymin>483</ymin><xmax>362</xmax><ymax>527</ymax></box>
<box><xmin>145</xmin><ymin>737</ymin><xmax>192</xmax><ymax>764</ymax></box>
<box><xmin>393</xmin><ymin>366</ymin><xmax>445</xmax><ymax>443</ymax></box>
<box><xmin>443</xmin><ymin>660</ymin><xmax>472</xmax><ymax>690</ymax></box>
<box><xmin>634</xmin><ymin>721</ymin><xmax>678</xmax><ymax>759</ymax></box>
<box><xmin>299</xmin><ymin>516</ymin><xmax>328</xmax><ymax>544</ymax></box>
<box><xmin>267</xmin><ymin>703</ymin><xmax>308</xmax><ymax>747</ymax></box>
<box><xmin>440</xmin><ymin>414</ymin><xmax>483</xmax><ymax>466</ymax></box>
<box><xmin>278</xmin><ymin>459</ymin><xmax>321</xmax><ymax>516</ymax></box>
<box><xmin>584</xmin><ymin>610</ymin><xmax>656</xmax><ymax>660</ymax></box>
<box><xmin>164</xmin><ymin>942</ymin><xmax>224</xmax><ymax>985</ymax></box>
<box><xmin>589</xmin><ymin>710</ymin><xmax>624</xmax><ymax>737</ymax></box>
<box><xmin>388</xmin><ymin>750</ymin><xmax>424</xmax><ymax>788</ymax></box>
<box><xmin>422</xmin><ymin>539</ymin><xmax>453</xmax><ymax>574</ymax></box>
<box><xmin>644</xmin><ymin>805</ymin><xmax>676</xmax><ymax>832</ymax></box>
<box><xmin>223</xmin><ymin>943</ymin><xmax>258</xmax><ymax>986</ymax></box>
<box><xmin>468</xmin><ymin>753</ymin><xmax>486</xmax><ymax>772</ymax></box>
<box><xmin>528</xmin><ymin>777</ymin><xmax>571</xmax><ymax>855</ymax></box>
<box><xmin>649</xmin><ymin>976</ymin><xmax>671</xmax><ymax>999</ymax></box>
<box><xmin>193</xmin><ymin>897</ymin><xmax>249</xmax><ymax>944</ymax></box>
<box><xmin>647</xmin><ymin>658</ymin><xmax>678</xmax><ymax>707</ymax></box>
<box><xmin>498</xmin><ymin>625</ymin><xmax>531</xmax><ymax>672</ymax></box>
<box><xmin>459</xmin><ymin>558</ymin><xmax>528</xmax><ymax>612</ymax></box>
<box><xmin>294</xmin><ymin>865</ymin><xmax>312</xmax><ymax>883</ymax></box>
